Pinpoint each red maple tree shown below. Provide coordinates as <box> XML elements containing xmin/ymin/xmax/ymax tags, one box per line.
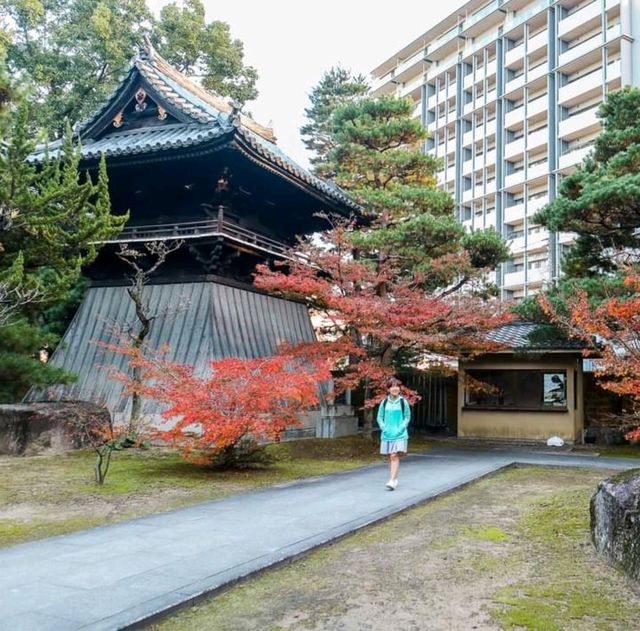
<box><xmin>540</xmin><ymin>270</ymin><xmax>640</xmax><ymax>440</ymax></box>
<box><xmin>254</xmin><ymin>218</ymin><xmax>512</xmax><ymax>432</ymax></box>
<box><xmin>105</xmin><ymin>344</ymin><xmax>333</xmax><ymax>461</ymax></box>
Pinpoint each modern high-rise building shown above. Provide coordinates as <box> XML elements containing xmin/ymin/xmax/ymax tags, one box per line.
<box><xmin>371</xmin><ymin>0</ymin><xmax>637</xmax><ymax>299</ymax></box>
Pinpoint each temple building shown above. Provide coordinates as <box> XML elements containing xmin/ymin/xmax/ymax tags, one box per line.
<box><xmin>28</xmin><ymin>42</ymin><xmax>358</xmax><ymax>435</ymax></box>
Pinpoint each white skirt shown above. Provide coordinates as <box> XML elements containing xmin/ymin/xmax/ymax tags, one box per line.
<box><xmin>380</xmin><ymin>439</ymin><xmax>408</xmax><ymax>455</ymax></box>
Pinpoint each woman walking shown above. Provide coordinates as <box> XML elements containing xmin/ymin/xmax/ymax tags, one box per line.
<box><xmin>376</xmin><ymin>378</ymin><xmax>411</xmax><ymax>490</ymax></box>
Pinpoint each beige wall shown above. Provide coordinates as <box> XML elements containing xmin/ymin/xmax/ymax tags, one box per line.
<box><xmin>458</xmin><ymin>354</ymin><xmax>584</xmax><ymax>442</ymax></box>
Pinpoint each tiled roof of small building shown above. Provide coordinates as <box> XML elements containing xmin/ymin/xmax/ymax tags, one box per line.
<box><xmin>486</xmin><ymin>322</ymin><xmax>586</xmax><ymax>350</ymax></box>
<box><xmin>28</xmin><ymin>39</ymin><xmax>360</xmax><ymax>213</ymax></box>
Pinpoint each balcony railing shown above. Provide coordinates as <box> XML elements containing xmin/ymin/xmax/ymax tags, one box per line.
<box><xmin>100</xmin><ymin>215</ymin><xmax>293</xmax><ymax>260</ymax></box>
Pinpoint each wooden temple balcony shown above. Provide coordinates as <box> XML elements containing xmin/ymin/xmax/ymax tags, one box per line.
<box><xmin>100</xmin><ymin>216</ymin><xmax>294</xmax><ymax>260</ymax></box>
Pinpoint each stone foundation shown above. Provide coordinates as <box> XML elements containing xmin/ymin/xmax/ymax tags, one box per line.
<box><xmin>591</xmin><ymin>470</ymin><xmax>640</xmax><ymax>583</ymax></box>
<box><xmin>0</xmin><ymin>402</ymin><xmax>110</xmax><ymax>456</ymax></box>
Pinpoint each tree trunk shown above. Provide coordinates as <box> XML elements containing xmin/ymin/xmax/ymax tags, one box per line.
<box><xmin>127</xmin><ymin>286</ymin><xmax>151</xmax><ymax>436</ymax></box>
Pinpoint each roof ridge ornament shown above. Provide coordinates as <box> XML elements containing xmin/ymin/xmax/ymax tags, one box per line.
<box><xmin>139</xmin><ymin>34</ymin><xmax>156</xmax><ymax>61</ymax></box>
<box><xmin>229</xmin><ymin>101</ymin><xmax>242</xmax><ymax>127</ymax></box>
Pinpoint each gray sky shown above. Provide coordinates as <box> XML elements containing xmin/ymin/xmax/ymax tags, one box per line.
<box><xmin>147</xmin><ymin>1</ymin><xmax>467</xmax><ymax>167</ymax></box>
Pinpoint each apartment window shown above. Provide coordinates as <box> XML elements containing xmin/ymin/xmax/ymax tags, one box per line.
<box><xmin>464</xmin><ymin>370</ymin><xmax>567</xmax><ymax>410</ymax></box>
<box><xmin>507</xmin><ymin>225</ymin><xmax>525</xmax><ymax>239</ymax></box>
<box><xmin>462</xmin><ymin>206</ymin><xmax>473</xmax><ymax>221</ymax></box>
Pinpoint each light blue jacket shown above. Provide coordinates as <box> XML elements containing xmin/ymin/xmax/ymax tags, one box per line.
<box><xmin>376</xmin><ymin>396</ymin><xmax>410</xmax><ymax>441</ymax></box>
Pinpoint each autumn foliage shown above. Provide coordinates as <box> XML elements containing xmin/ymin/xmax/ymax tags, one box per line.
<box><xmin>107</xmin><ymin>344</ymin><xmax>332</xmax><ymax>461</ymax></box>
<box><xmin>540</xmin><ymin>270</ymin><xmax>640</xmax><ymax>439</ymax></box>
<box><xmin>255</xmin><ymin>218</ymin><xmax>512</xmax><ymax>412</ymax></box>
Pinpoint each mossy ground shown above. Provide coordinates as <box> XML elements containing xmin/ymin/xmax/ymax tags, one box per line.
<box><xmin>148</xmin><ymin>467</ymin><xmax>640</xmax><ymax>631</ymax></box>
<box><xmin>0</xmin><ymin>436</ymin><xmax>433</xmax><ymax>547</ymax></box>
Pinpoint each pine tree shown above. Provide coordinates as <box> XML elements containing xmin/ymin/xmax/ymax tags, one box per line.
<box><xmin>0</xmin><ymin>61</ymin><xmax>127</xmax><ymax>401</ymax></box>
<box><xmin>300</xmin><ymin>66</ymin><xmax>369</xmax><ymax>170</ymax></box>
<box><xmin>328</xmin><ymin>96</ymin><xmax>508</xmax><ymax>293</ymax></box>
<box><xmin>256</xmin><ymin>96</ymin><xmax>511</xmax><ymax>436</ymax></box>
<box><xmin>536</xmin><ymin>87</ymin><xmax>640</xmax><ymax>280</ymax></box>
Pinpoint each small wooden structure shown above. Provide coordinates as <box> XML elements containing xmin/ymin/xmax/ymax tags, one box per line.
<box><xmin>28</xmin><ymin>42</ymin><xmax>358</xmax><ymax>435</ymax></box>
<box><xmin>458</xmin><ymin>323</ymin><xmax>586</xmax><ymax>442</ymax></box>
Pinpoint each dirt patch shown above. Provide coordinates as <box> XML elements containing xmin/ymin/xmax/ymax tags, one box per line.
<box><xmin>150</xmin><ymin>467</ymin><xmax>640</xmax><ymax>631</ymax></box>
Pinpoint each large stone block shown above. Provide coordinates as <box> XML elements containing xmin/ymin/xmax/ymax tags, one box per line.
<box><xmin>0</xmin><ymin>402</ymin><xmax>110</xmax><ymax>456</ymax></box>
<box><xmin>591</xmin><ymin>470</ymin><xmax>640</xmax><ymax>583</ymax></box>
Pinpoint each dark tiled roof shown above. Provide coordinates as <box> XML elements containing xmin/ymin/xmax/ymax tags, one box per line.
<box><xmin>486</xmin><ymin>322</ymin><xmax>586</xmax><ymax>350</ymax></box>
<box><xmin>28</xmin><ymin>123</ymin><xmax>229</xmax><ymax>162</ymax></box>
<box><xmin>28</xmin><ymin>42</ymin><xmax>360</xmax><ymax>213</ymax></box>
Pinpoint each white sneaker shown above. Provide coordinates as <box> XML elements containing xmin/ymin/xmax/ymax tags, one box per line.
<box><xmin>386</xmin><ymin>479</ymin><xmax>398</xmax><ymax>491</ymax></box>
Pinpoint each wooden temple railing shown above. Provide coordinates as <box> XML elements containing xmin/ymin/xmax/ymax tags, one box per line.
<box><xmin>100</xmin><ymin>214</ymin><xmax>293</xmax><ymax>260</ymax></box>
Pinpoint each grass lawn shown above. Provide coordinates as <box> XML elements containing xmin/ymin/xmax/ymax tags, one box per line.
<box><xmin>147</xmin><ymin>466</ymin><xmax>640</xmax><ymax>631</ymax></box>
<box><xmin>0</xmin><ymin>435</ymin><xmax>433</xmax><ymax>548</ymax></box>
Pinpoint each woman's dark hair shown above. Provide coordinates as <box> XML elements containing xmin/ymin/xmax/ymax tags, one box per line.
<box><xmin>387</xmin><ymin>377</ymin><xmax>402</xmax><ymax>389</ymax></box>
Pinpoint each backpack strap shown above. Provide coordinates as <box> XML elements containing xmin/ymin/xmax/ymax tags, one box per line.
<box><xmin>382</xmin><ymin>396</ymin><xmax>407</xmax><ymax>417</ymax></box>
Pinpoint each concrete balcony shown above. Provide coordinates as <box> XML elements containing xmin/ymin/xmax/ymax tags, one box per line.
<box><xmin>527</xmin><ymin>94</ymin><xmax>548</xmax><ymax>119</ymax></box>
<box><xmin>558</xmin><ymin>105</ymin><xmax>600</xmax><ymax>139</ymax></box>
<box><xmin>527</xmin><ymin>266</ymin><xmax>548</xmax><ymax>284</ymax></box>
<box><xmin>413</xmin><ymin>102</ymin><xmax>422</xmax><ymax>120</ymax></box>
<box><xmin>505</xmin><ymin>42</ymin><xmax>525</xmax><ymax>67</ymax></box>
<box><xmin>528</xmin><ymin>62</ymin><xmax>548</xmax><ymax>83</ymax></box>
<box><xmin>558</xmin><ymin>59</ymin><xmax>621</xmax><ymax>105</ymax></box>
<box><xmin>559</xmin><ymin>33</ymin><xmax>602</xmax><ymax>67</ymax></box>
<box><xmin>528</xmin><ymin>29</ymin><xmax>548</xmax><ymax>55</ymax></box>
<box><xmin>504</xmin><ymin>270</ymin><xmax>526</xmax><ymax>287</ymax></box>
<box><xmin>394</xmin><ymin>48</ymin><xmax>429</xmax><ymax>82</ymax></box>
<box><xmin>473</xmin><ymin>183</ymin><xmax>485</xmax><ymax>199</ymax></box>
<box><xmin>527</xmin><ymin>195</ymin><xmax>549</xmax><ymax>214</ymax></box>
<box><xmin>505</xmin><ymin>73</ymin><xmax>526</xmax><ymax>93</ymax></box>
<box><xmin>505</xmin><ymin>169</ymin><xmax>526</xmax><ymax>188</ymax></box>
<box><xmin>485</xmin><ymin>148</ymin><xmax>497</xmax><ymax>166</ymax></box>
<box><xmin>485</xmin><ymin>119</ymin><xmax>497</xmax><ymax>137</ymax></box>
<box><xmin>504</xmin><ymin>203</ymin><xmax>525</xmax><ymax>223</ymax></box>
<box><xmin>559</xmin><ymin>67</ymin><xmax>602</xmax><ymax>105</ymax></box>
<box><xmin>464</xmin><ymin>100</ymin><xmax>475</xmax><ymax>115</ymax></box>
<box><xmin>462</xmin><ymin>159</ymin><xmax>474</xmax><ymax>175</ymax></box>
<box><xmin>371</xmin><ymin>72</ymin><xmax>397</xmax><ymax>96</ymax></box>
<box><xmin>527</xmin><ymin>160</ymin><xmax>549</xmax><ymax>181</ymax></box>
<box><xmin>558</xmin><ymin>1</ymin><xmax>601</xmax><ymax>40</ymax></box>
<box><xmin>400</xmin><ymin>74</ymin><xmax>424</xmax><ymax>98</ymax></box>
<box><xmin>527</xmin><ymin>127</ymin><xmax>548</xmax><ymax>151</ymax></box>
<box><xmin>427</xmin><ymin>93</ymin><xmax>437</xmax><ymax>110</ymax></box>
<box><xmin>509</xmin><ymin>235</ymin><xmax>526</xmax><ymax>253</ymax></box>
<box><xmin>486</xmin><ymin>59</ymin><xmax>497</xmax><ymax>79</ymax></box>
<box><xmin>462</xmin><ymin>130</ymin><xmax>473</xmax><ymax>146</ymax></box>
<box><xmin>505</xmin><ymin>137</ymin><xmax>525</xmax><ymax>159</ymax></box>
<box><xmin>558</xmin><ymin>25</ymin><xmax>621</xmax><ymax>67</ymax></box>
<box><xmin>485</xmin><ymin>210</ymin><xmax>497</xmax><ymax>227</ymax></box>
<box><xmin>558</xmin><ymin>231</ymin><xmax>576</xmax><ymax>245</ymax></box>
<box><xmin>462</xmin><ymin>188</ymin><xmax>474</xmax><ymax>203</ymax></box>
<box><xmin>558</xmin><ymin>144</ymin><xmax>592</xmax><ymax>170</ymax></box>
<box><xmin>505</xmin><ymin>105</ymin><xmax>524</xmax><ymax>128</ymax></box>
<box><xmin>527</xmin><ymin>230</ymin><xmax>549</xmax><ymax>251</ymax></box>
<box><xmin>464</xmin><ymin>73</ymin><xmax>474</xmax><ymax>89</ymax></box>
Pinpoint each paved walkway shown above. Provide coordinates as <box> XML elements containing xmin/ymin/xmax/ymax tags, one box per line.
<box><xmin>1</xmin><ymin>448</ymin><xmax>639</xmax><ymax>631</ymax></box>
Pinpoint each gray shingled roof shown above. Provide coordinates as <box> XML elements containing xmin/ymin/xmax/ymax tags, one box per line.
<box><xmin>28</xmin><ymin>44</ymin><xmax>360</xmax><ymax>213</ymax></box>
<box><xmin>27</xmin><ymin>281</ymin><xmax>317</xmax><ymax>422</ymax></box>
<box><xmin>486</xmin><ymin>322</ymin><xmax>586</xmax><ymax>350</ymax></box>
